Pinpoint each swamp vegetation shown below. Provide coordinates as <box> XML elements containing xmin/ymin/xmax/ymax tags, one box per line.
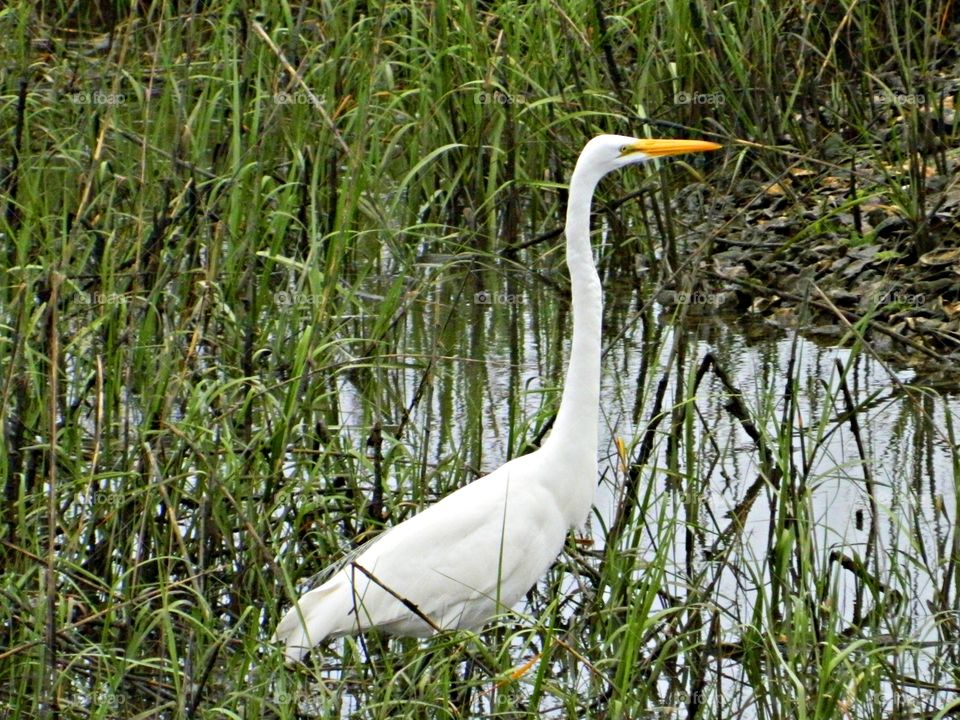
<box><xmin>1</xmin><ymin>1</ymin><xmax>959</xmax><ymax>718</ymax></box>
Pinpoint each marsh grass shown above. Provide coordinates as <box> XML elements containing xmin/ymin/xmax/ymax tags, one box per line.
<box><xmin>1</xmin><ymin>1</ymin><xmax>958</xmax><ymax>718</ymax></box>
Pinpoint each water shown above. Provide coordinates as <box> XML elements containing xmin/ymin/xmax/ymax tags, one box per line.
<box><xmin>327</xmin><ymin>253</ymin><xmax>959</xmax><ymax>714</ymax></box>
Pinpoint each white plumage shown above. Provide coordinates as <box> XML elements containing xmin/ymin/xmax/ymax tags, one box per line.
<box><xmin>274</xmin><ymin>134</ymin><xmax>721</xmax><ymax>662</ymax></box>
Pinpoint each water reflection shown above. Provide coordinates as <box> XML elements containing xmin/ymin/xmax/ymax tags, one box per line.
<box><xmin>334</xmin><ymin>252</ymin><xmax>958</xmax><ymax>713</ymax></box>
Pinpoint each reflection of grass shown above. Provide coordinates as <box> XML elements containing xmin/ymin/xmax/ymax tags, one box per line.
<box><xmin>0</xmin><ymin>0</ymin><xmax>957</xmax><ymax>717</ymax></box>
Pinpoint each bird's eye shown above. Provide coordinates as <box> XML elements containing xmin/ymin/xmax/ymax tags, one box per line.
<box><xmin>619</xmin><ymin>145</ymin><xmax>630</xmax><ymax>154</ymax></box>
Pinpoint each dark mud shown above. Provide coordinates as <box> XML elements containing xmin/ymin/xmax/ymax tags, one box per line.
<box><xmin>670</xmin><ymin>125</ymin><xmax>960</xmax><ymax>378</ymax></box>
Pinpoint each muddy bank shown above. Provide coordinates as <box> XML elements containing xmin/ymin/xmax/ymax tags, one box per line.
<box><xmin>668</xmin><ymin>145</ymin><xmax>960</xmax><ymax>376</ymax></box>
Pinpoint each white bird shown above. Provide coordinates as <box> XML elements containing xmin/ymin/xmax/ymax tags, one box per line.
<box><xmin>273</xmin><ymin>134</ymin><xmax>721</xmax><ymax>662</ymax></box>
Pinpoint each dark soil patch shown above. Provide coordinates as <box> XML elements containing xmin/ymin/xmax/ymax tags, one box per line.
<box><xmin>668</xmin><ymin>124</ymin><xmax>960</xmax><ymax>376</ymax></box>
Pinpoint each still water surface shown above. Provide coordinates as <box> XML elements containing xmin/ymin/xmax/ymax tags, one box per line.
<box><xmin>327</xmin><ymin>255</ymin><xmax>958</xmax><ymax>712</ymax></box>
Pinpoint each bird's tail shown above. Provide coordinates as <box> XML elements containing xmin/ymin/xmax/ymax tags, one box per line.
<box><xmin>272</xmin><ymin>577</ymin><xmax>353</xmax><ymax>663</ymax></box>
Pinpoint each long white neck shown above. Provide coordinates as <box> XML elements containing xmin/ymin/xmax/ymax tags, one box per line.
<box><xmin>542</xmin><ymin>160</ymin><xmax>604</xmax><ymax>526</ymax></box>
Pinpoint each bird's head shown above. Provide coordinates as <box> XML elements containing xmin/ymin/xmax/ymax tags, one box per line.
<box><xmin>575</xmin><ymin>133</ymin><xmax>722</xmax><ymax>180</ymax></box>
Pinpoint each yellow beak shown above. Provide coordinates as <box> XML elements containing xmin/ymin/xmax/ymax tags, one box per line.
<box><xmin>623</xmin><ymin>138</ymin><xmax>722</xmax><ymax>158</ymax></box>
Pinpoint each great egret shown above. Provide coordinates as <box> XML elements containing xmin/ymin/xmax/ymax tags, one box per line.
<box><xmin>274</xmin><ymin>134</ymin><xmax>721</xmax><ymax>662</ymax></box>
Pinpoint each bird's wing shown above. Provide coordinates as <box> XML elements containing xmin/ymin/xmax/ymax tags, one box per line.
<box><xmin>275</xmin><ymin>453</ymin><xmax>571</xmax><ymax>655</ymax></box>
<box><xmin>294</xmin><ymin>523</ymin><xmax>391</xmax><ymax>592</ymax></box>
<box><xmin>344</xmin><ymin>455</ymin><xmax>568</xmax><ymax>632</ymax></box>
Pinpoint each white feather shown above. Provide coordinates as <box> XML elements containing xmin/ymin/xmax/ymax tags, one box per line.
<box><xmin>273</xmin><ymin>133</ymin><xmax>721</xmax><ymax>662</ymax></box>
